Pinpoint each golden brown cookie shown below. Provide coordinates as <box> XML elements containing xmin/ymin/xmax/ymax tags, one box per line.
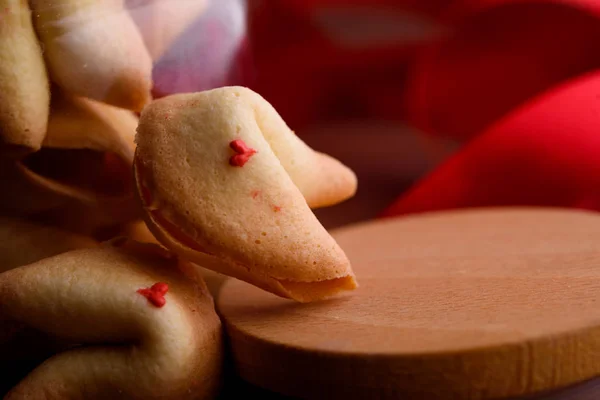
<box><xmin>0</xmin><ymin>218</ymin><xmax>97</xmax><ymax>396</ymax></box>
<box><xmin>0</xmin><ymin>239</ymin><xmax>222</xmax><ymax>399</ymax></box>
<box><xmin>122</xmin><ymin>219</ymin><xmax>163</xmax><ymax>245</ymax></box>
<box><xmin>134</xmin><ymin>87</ymin><xmax>357</xmax><ymax>302</ymax></box>
<box><xmin>30</xmin><ymin>0</ymin><xmax>152</xmax><ymax>111</ymax></box>
<box><xmin>0</xmin><ymin>217</ymin><xmax>97</xmax><ymax>273</ymax></box>
<box><xmin>0</xmin><ymin>92</ymin><xmax>139</xmax><ymax>229</ymax></box>
<box><xmin>122</xmin><ymin>220</ymin><xmax>228</xmax><ymax>297</ymax></box>
<box><xmin>0</xmin><ymin>0</ymin><xmax>50</xmax><ymax>155</ymax></box>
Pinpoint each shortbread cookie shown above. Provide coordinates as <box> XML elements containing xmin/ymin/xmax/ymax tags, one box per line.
<box><xmin>30</xmin><ymin>0</ymin><xmax>152</xmax><ymax>111</ymax></box>
<box><xmin>127</xmin><ymin>0</ymin><xmax>208</xmax><ymax>60</ymax></box>
<box><xmin>0</xmin><ymin>0</ymin><xmax>50</xmax><ymax>154</ymax></box>
<box><xmin>134</xmin><ymin>87</ymin><xmax>357</xmax><ymax>302</ymax></box>
<box><xmin>0</xmin><ymin>239</ymin><xmax>222</xmax><ymax>399</ymax></box>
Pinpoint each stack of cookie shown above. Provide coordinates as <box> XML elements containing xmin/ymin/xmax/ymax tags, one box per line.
<box><xmin>0</xmin><ymin>23</ymin><xmax>359</xmax><ymax>394</ymax></box>
<box><xmin>0</xmin><ymin>0</ymin><xmax>213</xmax><ymax>233</ymax></box>
<box><xmin>1</xmin><ymin>1</ymin><xmax>359</xmax><ymax>397</ymax></box>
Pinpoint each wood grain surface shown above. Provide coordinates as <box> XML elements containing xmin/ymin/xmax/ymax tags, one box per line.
<box><xmin>217</xmin><ymin>207</ymin><xmax>600</xmax><ymax>399</ymax></box>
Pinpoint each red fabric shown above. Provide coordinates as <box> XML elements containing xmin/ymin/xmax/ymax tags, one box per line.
<box><xmin>282</xmin><ymin>0</ymin><xmax>457</xmax><ymax>18</ymax></box>
<box><xmin>382</xmin><ymin>0</ymin><xmax>600</xmax><ymax>218</ymax></box>
<box><xmin>404</xmin><ymin>0</ymin><xmax>600</xmax><ymax>141</ymax></box>
<box><xmin>382</xmin><ymin>71</ymin><xmax>600</xmax><ymax>217</ymax></box>
<box><xmin>247</xmin><ymin>1</ymin><xmax>444</xmax><ymax>130</ymax></box>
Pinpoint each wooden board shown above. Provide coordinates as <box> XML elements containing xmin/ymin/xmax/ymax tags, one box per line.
<box><xmin>217</xmin><ymin>207</ymin><xmax>600</xmax><ymax>399</ymax></box>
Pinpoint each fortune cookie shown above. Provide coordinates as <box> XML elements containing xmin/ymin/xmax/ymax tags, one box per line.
<box><xmin>0</xmin><ymin>216</ymin><xmax>97</xmax><ymax>273</ymax></box>
<box><xmin>0</xmin><ymin>0</ymin><xmax>50</xmax><ymax>155</ymax></box>
<box><xmin>127</xmin><ymin>0</ymin><xmax>209</xmax><ymax>61</ymax></box>
<box><xmin>0</xmin><ymin>218</ymin><xmax>97</xmax><ymax>396</ymax></box>
<box><xmin>0</xmin><ymin>239</ymin><xmax>222</xmax><ymax>399</ymax></box>
<box><xmin>119</xmin><ymin>219</ymin><xmax>158</xmax><ymax>244</ymax></box>
<box><xmin>123</xmin><ymin>220</ymin><xmax>229</xmax><ymax>297</ymax></box>
<box><xmin>0</xmin><ymin>92</ymin><xmax>139</xmax><ymax>231</ymax></box>
<box><xmin>134</xmin><ymin>86</ymin><xmax>358</xmax><ymax>302</ymax></box>
<box><xmin>30</xmin><ymin>0</ymin><xmax>152</xmax><ymax>111</ymax></box>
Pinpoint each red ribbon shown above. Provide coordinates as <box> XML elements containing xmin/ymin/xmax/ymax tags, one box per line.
<box><xmin>383</xmin><ymin>71</ymin><xmax>600</xmax><ymax>217</ymax></box>
<box><xmin>405</xmin><ymin>0</ymin><xmax>600</xmax><ymax>141</ymax></box>
<box><xmin>382</xmin><ymin>0</ymin><xmax>600</xmax><ymax>217</ymax></box>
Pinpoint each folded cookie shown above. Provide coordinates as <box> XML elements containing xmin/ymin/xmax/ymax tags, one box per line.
<box><xmin>0</xmin><ymin>217</ymin><xmax>97</xmax><ymax>273</ymax></box>
<box><xmin>134</xmin><ymin>87</ymin><xmax>357</xmax><ymax>302</ymax></box>
<box><xmin>30</xmin><ymin>0</ymin><xmax>152</xmax><ymax>111</ymax></box>
<box><xmin>127</xmin><ymin>0</ymin><xmax>209</xmax><ymax>60</ymax></box>
<box><xmin>123</xmin><ymin>220</ymin><xmax>229</xmax><ymax>297</ymax></box>
<box><xmin>0</xmin><ymin>0</ymin><xmax>50</xmax><ymax>155</ymax></box>
<box><xmin>0</xmin><ymin>218</ymin><xmax>97</xmax><ymax>395</ymax></box>
<box><xmin>0</xmin><ymin>239</ymin><xmax>222</xmax><ymax>399</ymax></box>
<box><xmin>0</xmin><ymin>92</ymin><xmax>139</xmax><ymax>228</ymax></box>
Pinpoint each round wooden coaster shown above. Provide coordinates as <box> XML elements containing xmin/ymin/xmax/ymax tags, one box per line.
<box><xmin>217</xmin><ymin>208</ymin><xmax>600</xmax><ymax>399</ymax></box>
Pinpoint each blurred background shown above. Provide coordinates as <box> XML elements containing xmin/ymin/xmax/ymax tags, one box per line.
<box><xmin>152</xmin><ymin>0</ymin><xmax>600</xmax><ymax>229</ymax></box>
<box><xmin>152</xmin><ymin>0</ymin><xmax>458</xmax><ymax>228</ymax></box>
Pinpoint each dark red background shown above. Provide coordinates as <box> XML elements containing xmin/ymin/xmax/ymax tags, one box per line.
<box><xmin>154</xmin><ymin>0</ymin><xmax>600</xmax><ymax>228</ymax></box>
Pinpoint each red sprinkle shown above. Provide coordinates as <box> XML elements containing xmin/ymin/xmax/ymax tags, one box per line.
<box><xmin>251</xmin><ymin>190</ymin><xmax>261</xmax><ymax>199</ymax></box>
<box><xmin>273</xmin><ymin>205</ymin><xmax>282</xmax><ymax>212</ymax></box>
<box><xmin>137</xmin><ymin>282</ymin><xmax>169</xmax><ymax>308</ymax></box>
<box><xmin>229</xmin><ymin>139</ymin><xmax>257</xmax><ymax>167</ymax></box>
